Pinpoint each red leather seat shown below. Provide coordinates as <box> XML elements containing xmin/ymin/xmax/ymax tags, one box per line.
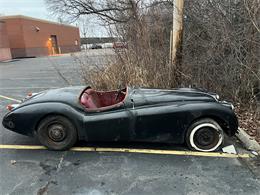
<box><xmin>81</xmin><ymin>89</ymin><xmax>101</xmax><ymax>109</ymax></box>
<box><xmin>80</xmin><ymin>87</ymin><xmax>127</xmax><ymax>111</ymax></box>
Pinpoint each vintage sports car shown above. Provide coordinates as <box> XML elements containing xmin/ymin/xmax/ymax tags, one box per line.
<box><xmin>2</xmin><ymin>86</ymin><xmax>238</xmax><ymax>151</ymax></box>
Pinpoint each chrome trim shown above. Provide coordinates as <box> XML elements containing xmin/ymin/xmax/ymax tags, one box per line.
<box><xmin>11</xmin><ymin>104</ymin><xmax>20</xmax><ymax>109</ymax></box>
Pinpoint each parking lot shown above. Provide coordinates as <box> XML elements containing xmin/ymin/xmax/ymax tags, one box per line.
<box><xmin>0</xmin><ymin>49</ymin><xmax>260</xmax><ymax>195</ymax></box>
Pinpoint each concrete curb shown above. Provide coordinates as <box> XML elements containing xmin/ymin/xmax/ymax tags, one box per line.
<box><xmin>236</xmin><ymin>128</ymin><xmax>260</xmax><ymax>154</ymax></box>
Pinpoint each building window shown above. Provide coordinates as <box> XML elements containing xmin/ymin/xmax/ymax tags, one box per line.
<box><xmin>75</xmin><ymin>40</ymin><xmax>78</xmax><ymax>46</ymax></box>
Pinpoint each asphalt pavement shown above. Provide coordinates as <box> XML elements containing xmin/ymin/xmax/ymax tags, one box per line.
<box><xmin>0</xmin><ymin>49</ymin><xmax>259</xmax><ymax>195</ymax></box>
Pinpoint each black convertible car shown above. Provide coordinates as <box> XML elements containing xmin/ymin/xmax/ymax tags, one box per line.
<box><xmin>2</xmin><ymin>86</ymin><xmax>238</xmax><ymax>151</ymax></box>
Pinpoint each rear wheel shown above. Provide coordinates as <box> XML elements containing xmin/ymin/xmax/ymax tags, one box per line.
<box><xmin>186</xmin><ymin>118</ymin><xmax>224</xmax><ymax>152</ymax></box>
<box><xmin>37</xmin><ymin>115</ymin><xmax>77</xmax><ymax>151</ymax></box>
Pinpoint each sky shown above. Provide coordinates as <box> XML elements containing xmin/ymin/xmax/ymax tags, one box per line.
<box><xmin>0</xmin><ymin>0</ymin><xmax>108</xmax><ymax>37</ymax></box>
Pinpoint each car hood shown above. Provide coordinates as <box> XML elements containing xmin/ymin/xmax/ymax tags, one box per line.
<box><xmin>19</xmin><ymin>86</ymin><xmax>87</xmax><ymax>108</ymax></box>
<box><xmin>130</xmin><ymin>87</ymin><xmax>217</xmax><ymax>106</ymax></box>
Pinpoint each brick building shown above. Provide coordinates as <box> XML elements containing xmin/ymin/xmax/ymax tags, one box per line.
<box><xmin>0</xmin><ymin>20</ymin><xmax>12</xmax><ymax>61</ymax></box>
<box><xmin>0</xmin><ymin>15</ymin><xmax>81</xmax><ymax>60</ymax></box>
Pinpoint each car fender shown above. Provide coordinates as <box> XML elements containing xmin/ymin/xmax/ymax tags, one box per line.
<box><xmin>3</xmin><ymin>102</ymin><xmax>86</xmax><ymax>139</ymax></box>
<box><xmin>182</xmin><ymin>102</ymin><xmax>238</xmax><ymax>137</ymax></box>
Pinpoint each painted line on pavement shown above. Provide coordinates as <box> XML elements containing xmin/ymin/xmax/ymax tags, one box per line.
<box><xmin>0</xmin><ymin>95</ymin><xmax>21</xmax><ymax>103</ymax></box>
<box><xmin>0</xmin><ymin>144</ymin><xmax>251</xmax><ymax>158</ymax></box>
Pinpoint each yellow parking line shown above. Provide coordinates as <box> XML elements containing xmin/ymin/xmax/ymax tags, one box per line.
<box><xmin>0</xmin><ymin>145</ymin><xmax>45</xmax><ymax>150</ymax></box>
<box><xmin>0</xmin><ymin>95</ymin><xmax>21</xmax><ymax>103</ymax></box>
<box><xmin>0</xmin><ymin>144</ymin><xmax>251</xmax><ymax>158</ymax></box>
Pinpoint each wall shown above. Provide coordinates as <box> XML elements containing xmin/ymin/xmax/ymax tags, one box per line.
<box><xmin>2</xmin><ymin>16</ymin><xmax>81</xmax><ymax>58</ymax></box>
<box><xmin>0</xmin><ymin>21</ymin><xmax>12</xmax><ymax>61</ymax></box>
<box><xmin>1</xmin><ymin>18</ymin><xmax>26</xmax><ymax>58</ymax></box>
<box><xmin>21</xmin><ymin>17</ymin><xmax>81</xmax><ymax>57</ymax></box>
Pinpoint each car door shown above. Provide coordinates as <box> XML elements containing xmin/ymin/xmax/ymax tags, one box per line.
<box><xmin>129</xmin><ymin>91</ymin><xmax>181</xmax><ymax>143</ymax></box>
<box><xmin>83</xmin><ymin>104</ymin><xmax>133</xmax><ymax>141</ymax></box>
<box><xmin>131</xmin><ymin>105</ymin><xmax>178</xmax><ymax>142</ymax></box>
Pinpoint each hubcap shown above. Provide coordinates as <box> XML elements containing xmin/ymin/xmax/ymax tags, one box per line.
<box><xmin>48</xmin><ymin>124</ymin><xmax>66</xmax><ymax>142</ymax></box>
<box><xmin>194</xmin><ymin>127</ymin><xmax>220</xmax><ymax>150</ymax></box>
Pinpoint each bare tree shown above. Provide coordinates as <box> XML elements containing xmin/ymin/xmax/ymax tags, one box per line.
<box><xmin>76</xmin><ymin>17</ymin><xmax>90</xmax><ymax>38</ymax></box>
<box><xmin>45</xmin><ymin>0</ymin><xmax>144</xmax><ymax>23</ymax></box>
<box><xmin>181</xmin><ymin>0</ymin><xmax>259</xmax><ymax>105</ymax></box>
<box><xmin>46</xmin><ymin>0</ymin><xmax>259</xmax><ymax>104</ymax></box>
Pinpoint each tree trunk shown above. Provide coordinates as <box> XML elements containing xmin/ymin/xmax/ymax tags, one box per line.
<box><xmin>170</xmin><ymin>0</ymin><xmax>184</xmax><ymax>87</ymax></box>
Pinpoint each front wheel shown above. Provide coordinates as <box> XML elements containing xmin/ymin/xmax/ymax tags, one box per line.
<box><xmin>37</xmin><ymin>115</ymin><xmax>77</xmax><ymax>151</ymax></box>
<box><xmin>186</xmin><ymin>118</ymin><xmax>224</xmax><ymax>152</ymax></box>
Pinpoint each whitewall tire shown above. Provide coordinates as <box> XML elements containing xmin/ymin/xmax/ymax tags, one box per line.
<box><xmin>186</xmin><ymin>118</ymin><xmax>224</xmax><ymax>152</ymax></box>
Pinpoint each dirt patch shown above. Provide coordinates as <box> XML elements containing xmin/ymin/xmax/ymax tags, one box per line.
<box><xmin>236</xmin><ymin>107</ymin><xmax>260</xmax><ymax>144</ymax></box>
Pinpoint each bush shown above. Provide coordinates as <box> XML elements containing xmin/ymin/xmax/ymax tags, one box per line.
<box><xmin>81</xmin><ymin>0</ymin><xmax>259</xmax><ymax>106</ymax></box>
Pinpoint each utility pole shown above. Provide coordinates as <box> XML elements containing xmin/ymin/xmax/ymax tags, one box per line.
<box><xmin>169</xmin><ymin>0</ymin><xmax>184</xmax><ymax>87</ymax></box>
